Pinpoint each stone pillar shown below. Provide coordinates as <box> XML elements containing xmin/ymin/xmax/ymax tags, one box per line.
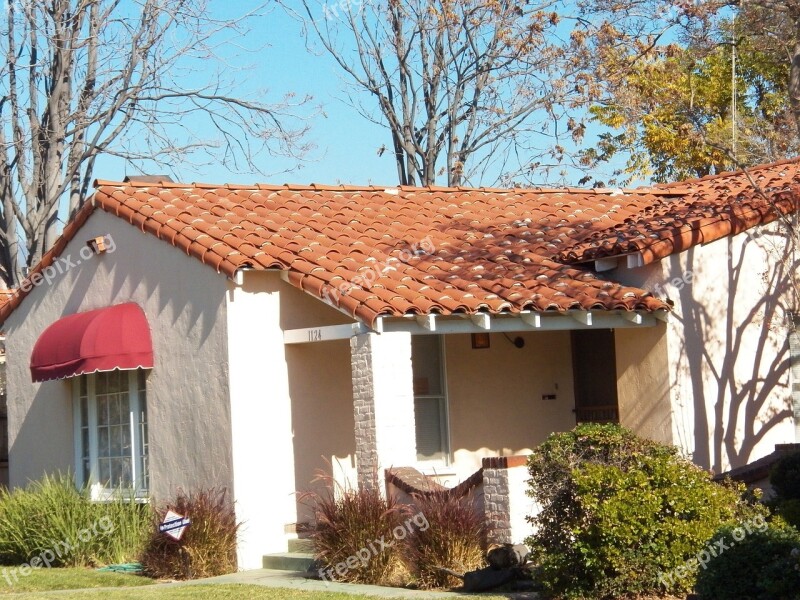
<box><xmin>351</xmin><ymin>332</ymin><xmax>416</xmax><ymax>492</ymax></box>
<box><xmin>483</xmin><ymin>467</ymin><xmax>512</xmax><ymax>544</ymax></box>
<box><xmin>483</xmin><ymin>456</ymin><xmax>537</xmax><ymax>545</ymax></box>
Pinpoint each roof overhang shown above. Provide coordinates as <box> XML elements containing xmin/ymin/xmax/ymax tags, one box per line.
<box><xmin>283</xmin><ymin>309</ymin><xmax>667</xmax><ymax>344</ymax></box>
<box><xmin>30</xmin><ymin>302</ymin><xmax>154</xmax><ymax>383</ymax></box>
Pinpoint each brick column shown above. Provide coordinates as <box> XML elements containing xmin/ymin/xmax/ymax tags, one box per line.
<box><xmin>351</xmin><ymin>332</ymin><xmax>417</xmax><ymax>492</ymax></box>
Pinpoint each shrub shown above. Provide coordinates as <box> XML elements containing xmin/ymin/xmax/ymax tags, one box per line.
<box><xmin>778</xmin><ymin>498</ymin><xmax>800</xmax><ymax>529</ymax></box>
<box><xmin>140</xmin><ymin>488</ymin><xmax>239</xmax><ymax>580</ymax></box>
<box><xmin>770</xmin><ymin>451</ymin><xmax>800</xmax><ymax>501</ymax></box>
<box><xmin>525</xmin><ymin>424</ymin><xmax>764</xmax><ymax>599</ymax></box>
<box><xmin>695</xmin><ymin>519</ymin><xmax>800</xmax><ymax>600</ymax></box>
<box><xmin>301</xmin><ymin>479</ymin><xmax>406</xmax><ymax>586</ymax></box>
<box><xmin>402</xmin><ymin>492</ymin><xmax>489</xmax><ymax>589</ymax></box>
<box><xmin>0</xmin><ymin>473</ymin><xmax>151</xmax><ymax>567</ymax></box>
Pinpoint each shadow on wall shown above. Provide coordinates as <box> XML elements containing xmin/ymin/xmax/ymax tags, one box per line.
<box><xmin>673</xmin><ymin>224</ymin><xmax>798</xmax><ymax>473</ymax></box>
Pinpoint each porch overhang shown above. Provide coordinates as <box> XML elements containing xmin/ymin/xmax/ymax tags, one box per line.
<box><xmin>283</xmin><ymin>309</ymin><xmax>668</xmax><ymax>344</ymax></box>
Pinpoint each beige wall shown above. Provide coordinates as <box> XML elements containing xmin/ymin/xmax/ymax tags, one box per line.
<box><xmin>445</xmin><ymin>331</ymin><xmax>576</xmax><ymax>482</ymax></box>
<box><xmin>5</xmin><ymin>210</ymin><xmax>233</xmax><ymax>499</ymax></box>
<box><xmin>613</xmin><ymin>220</ymin><xmax>797</xmax><ymax>471</ymax></box>
<box><xmin>616</xmin><ymin>324</ymin><xmax>672</xmax><ymax>446</ymax></box>
<box><xmin>250</xmin><ymin>273</ymin><xmax>357</xmax><ymax>529</ymax></box>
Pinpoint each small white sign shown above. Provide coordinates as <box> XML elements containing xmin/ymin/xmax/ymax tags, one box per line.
<box><xmin>158</xmin><ymin>510</ymin><xmax>191</xmax><ymax>541</ymax></box>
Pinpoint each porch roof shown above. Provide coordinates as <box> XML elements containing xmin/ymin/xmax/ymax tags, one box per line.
<box><xmin>2</xmin><ymin>159</ymin><xmax>800</xmax><ymax>328</ymax></box>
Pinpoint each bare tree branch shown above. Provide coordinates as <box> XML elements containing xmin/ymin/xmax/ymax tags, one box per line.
<box><xmin>0</xmin><ymin>0</ymin><xmax>315</xmax><ymax>287</ymax></box>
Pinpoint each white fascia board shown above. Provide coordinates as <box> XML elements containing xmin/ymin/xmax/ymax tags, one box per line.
<box><xmin>379</xmin><ymin>311</ymin><xmax>657</xmax><ymax>335</ymax></box>
<box><xmin>284</xmin><ymin>322</ymin><xmax>371</xmax><ymax>344</ymax></box>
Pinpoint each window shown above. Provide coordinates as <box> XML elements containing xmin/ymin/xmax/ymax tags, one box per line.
<box><xmin>412</xmin><ymin>336</ymin><xmax>449</xmax><ymax>463</ymax></box>
<box><xmin>73</xmin><ymin>369</ymin><xmax>149</xmax><ymax>498</ymax></box>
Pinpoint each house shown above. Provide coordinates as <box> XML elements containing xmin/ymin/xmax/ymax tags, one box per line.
<box><xmin>1</xmin><ymin>159</ymin><xmax>799</xmax><ymax>569</ymax></box>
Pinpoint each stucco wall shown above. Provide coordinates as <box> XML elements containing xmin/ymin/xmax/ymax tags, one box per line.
<box><xmin>5</xmin><ymin>210</ymin><xmax>233</xmax><ymax>499</ymax></box>
<box><xmin>616</xmin><ymin>324</ymin><xmax>672</xmax><ymax>446</ymax></box>
<box><xmin>445</xmin><ymin>331</ymin><xmax>576</xmax><ymax>482</ymax></box>
<box><xmin>612</xmin><ymin>220</ymin><xmax>796</xmax><ymax>471</ymax></box>
<box><xmin>225</xmin><ymin>271</ymin><xmax>360</xmax><ymax>565</ymax></box>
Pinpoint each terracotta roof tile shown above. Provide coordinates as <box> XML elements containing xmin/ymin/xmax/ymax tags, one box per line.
<box><xmin>2</xmin><ymin>160</ymin><xmax>800</xmax><ymax>326</ymax></box>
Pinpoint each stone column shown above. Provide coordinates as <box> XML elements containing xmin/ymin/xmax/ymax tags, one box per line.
<box><xmin>351</xmin><ymin>332</ymin><xmax>417</xmax><ymax>492</ymax></box>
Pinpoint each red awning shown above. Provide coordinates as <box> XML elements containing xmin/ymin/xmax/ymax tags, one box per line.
<box><xmin>30</xmin><ymin>303</ymin><xmax>154</xmax><ymax>383</ymax></box>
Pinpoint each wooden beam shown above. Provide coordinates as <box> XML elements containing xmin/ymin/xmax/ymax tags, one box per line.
<box><xmin>621</xmin><ymin>311</ymin><xmax>643</xmax><ymax>325</ymax></box>
<box><xmin>520</xmin><ymin>311</ymin><xmax>542</xmax><ymax>328</ymax></box>
<box><xmin>595</xmin><ymin>257</ymin><xmax>618</xmax><ymax>272</ymax></box>
<box><xmin>627</xmin><ymin>252</ymin><xmax>645</xmax><ymax>269</ymax></box>
<box><xmin>415</xmin><ymin>314</ymin><xmax>436</xmax><ymax>331</ymax></box>
<box><xmin>571</xmin><ymin>311</ymin><xmax>593</xmax><ymax>326</ymax></box>
<box><xmin>470</xmin><ymin>313</ymin><xmax>491</xmax><ymax>329</ymax></box>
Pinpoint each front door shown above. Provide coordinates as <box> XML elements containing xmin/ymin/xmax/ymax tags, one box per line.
<box><xmin>571</xmin><ymin>329</ymin><xmax>620</xmax><ymax>424</ymax></box>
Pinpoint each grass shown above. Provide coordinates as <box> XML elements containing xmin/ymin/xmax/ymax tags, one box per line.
<box><xmin>0</xmin><ymin>567</ymin><xmax>152</xmax><ymax>593</ymax></box>
<box><xmin>0</xmin><ymin>568</ymin><xmax>513</xmax><ymax>598</ymax></box>
<box><xmin>0</xmin><ymin>583</ymin><xmax>511</xmax><ymax>599</ymax></box>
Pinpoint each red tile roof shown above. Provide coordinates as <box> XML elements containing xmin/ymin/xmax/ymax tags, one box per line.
<box><xmin>1</xmin><ymin>159</ymin><xmax>799</xmax><ymax>327</ymax></box>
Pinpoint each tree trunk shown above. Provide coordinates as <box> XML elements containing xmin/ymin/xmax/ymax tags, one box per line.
<box><xmin>789</xmin><ymin>24</ymin><xmax>800</xmax><ymax>137</ymax></box>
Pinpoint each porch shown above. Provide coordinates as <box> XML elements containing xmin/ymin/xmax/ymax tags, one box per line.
<box><xmin>284</xmin><ymin>309</ymin><xmax>672</xmax><ymax>543</ymax></box>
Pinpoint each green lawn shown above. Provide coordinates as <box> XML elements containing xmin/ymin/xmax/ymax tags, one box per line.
<box><xmin>0</xmin><ymin>569</ymin><xmax>512</xmax><ymax>599</ymax></box>
<box><xmin>2</xmin><ymin>582</ymin><xmax>510</xmax><ymax>599</ymax></box>
<box><xmin>0</xmin><ymin>567</ymin><xmax>153</xmax><ymax>594</ymax></box>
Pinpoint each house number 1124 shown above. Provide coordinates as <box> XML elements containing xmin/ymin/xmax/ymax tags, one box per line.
<box><xmin>308</xmin><ymin>329</ymin><xmax>323</xmax><ymax>342</ymax></box>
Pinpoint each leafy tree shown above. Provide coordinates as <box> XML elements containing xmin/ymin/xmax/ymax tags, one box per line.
<box><xmin>287</xmin><ymin>0</ymin><xmax>595</xmax><ymax>187</ymax></box>
<box><xmin>0</xmin><ymin>0</ymin><xmax>311</xmax><ymax>287</ymax></box>
<box><xmin>581</xmin><ymin>1</ymin><xmax>798</xmax><ymax>184</ymax></box>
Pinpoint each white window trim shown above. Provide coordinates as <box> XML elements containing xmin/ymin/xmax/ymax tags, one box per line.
<box><xmin>72</xmin><ymin>370</ymin><xmax>148</xmax><ymax>501</ymax></box>
<box><xmin>413</xmin><ymin>335</ymin><xmax>452</xmax><ymax>468</ymax></box>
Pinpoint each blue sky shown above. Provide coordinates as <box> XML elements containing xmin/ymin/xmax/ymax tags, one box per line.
<box><xmin>95</xmin><ymin>1</ymin><xmax>622</xmax><ymax>188</ymax></box>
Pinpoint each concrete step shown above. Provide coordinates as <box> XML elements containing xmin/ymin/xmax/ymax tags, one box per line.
<box><xmin>262</xmin><ymin>552</ymin><xmax>315</xmax><ymax>572</ymax></box>
<box><xmin>287</xmin><ymin>538</ymin><xmax>315</xmax><ymax>553</ymax></box>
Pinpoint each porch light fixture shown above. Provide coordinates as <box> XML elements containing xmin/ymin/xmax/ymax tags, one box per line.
<box><xmin>86</xmin><ymin>235</ymin><xmax>110</xmax><ymax>254</ymax></box>
<box><xmin>471</xmin><ymin>332</ymin><xmax>490</xmax><ymax>349</ymax></box>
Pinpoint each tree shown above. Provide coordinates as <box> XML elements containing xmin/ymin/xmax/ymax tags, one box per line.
<box><xmin>287</xmin><ymin>0</ymin><xmax>592</xmax><ymax>187</ymax></box>
<box><xmin>580</xmin><ymin>0</ymin><xmax>799</xmax><ymax>184</ymax></box>
<box><xmin>0</xmin><ymin>0</ymin><xmax>312</xmax><ymax>287</ymax></box>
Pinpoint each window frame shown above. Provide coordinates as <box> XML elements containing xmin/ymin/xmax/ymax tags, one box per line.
<box><xmin>72</xmin><ymin>369</ymin><xmax>149</xmax><ymax>501</ymax></box>
<box><xmin>411</xmin><ymin>335</ymin><xmax>451</xmax><ymax>467</ymax></box>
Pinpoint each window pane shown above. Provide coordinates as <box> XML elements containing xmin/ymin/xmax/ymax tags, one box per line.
<box><xmin>412</xmin><ymin>336</ymin><xmax>442</xmax><ymax>396</ymax></box>
<box><xmin>83</xmin><ymin>369</ymin><xmax>143</xmax><ymax>492</ymax></box>
<box><xmin>96</xmin><ymin>372</ymin><xmax>107</xmax><ymax>395</ymax></box>
<box><xmin>80</xmin><ymin>376</ymin><xmax>87</xmax><ymax>397</ymax></box>
<box><xmin>415</xmin><ymin>397</ymin><xmax>445</xmax><ymax>461</ymax></box>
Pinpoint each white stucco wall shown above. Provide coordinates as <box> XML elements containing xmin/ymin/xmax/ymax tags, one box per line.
<box><xmin>225</xmin><ymin>271</ymin><xmax>297</xmax><ymax>569</ymax></box>
<box><xmin>4</xmin><ymin>210</ymin><xmax>233</xmax><ymax>499</ymax></box>
<box><xmin>612</xmin><ymin>220</ymin><xmax>797</xmax><ymax>471</ymax></box>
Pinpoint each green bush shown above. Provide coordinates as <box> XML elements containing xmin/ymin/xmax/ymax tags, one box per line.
<box><xmin>301</xmin><ymin>479</ymin><xmax>406</xmax><ymax>586</ymax></box>
<box><xmin>525</xmin><ymin>424</ymin><xmax>764</xmax><ymax>599</ymax></box>
<box><xmin>402</xmin><ymin>492</ymin><xmax>488</xmax><ymax>589</ymax></box>
<box><xmin>695</xmin><ymin>519</ymin><xmax>800</xmax><ymax>600</ymax></box>
<box><xmin>0</xmin><ymin>473</ymin><xmax>151</xmax><ymax>567</ymax></box>
<box><xmin>770</xmin><ymin>452</ymin><xmax>800</xmax><ymax>501</ymax></box>
<box><xmin>140</xmin><ymin>488</ymin><xmax>239</xmax><ymax>580</ymax></box>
